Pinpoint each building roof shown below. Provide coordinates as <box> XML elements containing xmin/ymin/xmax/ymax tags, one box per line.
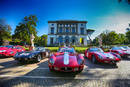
<box><xmin>48</xmin><ymin>20</ymin><xmax>87</xmax><ymax>23</ymax></box>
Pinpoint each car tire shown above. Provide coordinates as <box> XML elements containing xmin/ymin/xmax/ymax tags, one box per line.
<box><xmin>78</xmin><ymin>69</ymin><xmax>83</xmax><ymax>73</ymax></box>
<box><xmin>92</xmin><ymin>55</ymin><xmax>97</xmax><ymax>64</ymax></box>
<box><xmin>19</xmin><ymin>60</ymin><xmax>25</xmax><ymax>64</ymax></box>
<box><xmin>49</xmin><ymin>68</ymin><xmax>53</xmax><ymax>72</ymax></box>
<box><xmin>113</xmin><ymin>63</ymin><xmax>117</xmax><ymax>66</ymax></box>
<box><xmin>36</xmin><ymin>55</ymin><xmax>42</xmax><ymax>62</ymax></box>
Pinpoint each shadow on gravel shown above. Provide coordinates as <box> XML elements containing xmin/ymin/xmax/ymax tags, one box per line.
<box><xmin>0</xmin><ymin>56</ymin><xmax>11</xmax><ymax>59</ymax></box>
<box><xmin>0</xmin><ymin>58</ymin><xmax>129</xmax><ymax>87</ymax></box>
<box><xmin>0</xmin><ymin>59</ymin><xmax>18</xmax><ymax>71</ymax></box>
<box><xmin>121</xmin><ymin>57</ymin><xmax>130</xmax><ymax>61</ymax></box>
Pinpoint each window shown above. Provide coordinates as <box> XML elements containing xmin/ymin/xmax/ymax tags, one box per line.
<box><xmin>51</xmin><ymin>24</ymin><xmax>54</xmax><ymax>26</ymax></box>
<box><xmin>81</xmin><ymin>24</ymin><xmax>83</xmax><ymax>26</ymax></box>
<box><xmin>59</xmin><ymin>28</ymin><xmax>62</xmax><ymax>33</ymax></box>
<box><xmin>72</xmin><ymin>27</ymin><xmax>75</xmax><ymax>33</ymax></box>
<box><xmin>66</xmin><ymin>28</ymin><xmax>69</xmax><ymax>33</ymax></box>
<box><xmin>50</xmin><ymin>37</ymin><xmax>54</xmax><ymax>44</ymax></box>
<box><xmin>51</xmin><ymin>27</ymin><xmax>54</xmax><ymax>34</ymax></box>
<box><xmin>80</xmin><ymin>28</ymin><xmax>84</xmax><ymax>34</ymax></box>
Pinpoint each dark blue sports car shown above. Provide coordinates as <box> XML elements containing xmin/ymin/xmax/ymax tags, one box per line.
<box><xmin>14</xmin><ymin>47</ymin><xmax>50</xmax><ymax>63</ymax></box>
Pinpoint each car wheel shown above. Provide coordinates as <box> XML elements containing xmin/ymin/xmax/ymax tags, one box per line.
<box><xmin>78</xmin><ymin>69</ymin><xmax>83</xmax><ymax>73</ymax></box>
<box><xmin>19</xmin><ymin>60</ymin><xmax>25</xmax><ymax>64</ymax></box>
<box><xmin>92</xmin><ymin>55</ymin><xmax>97</xmax><ymax>64</ymax></box>
<box><xmin>113</xmin><ymin>63</ymin><xmax>117</xmax><ymax>66</ymax></box>
<box><xmin>36</xmin><ymin>55</ymin><xmax>42</xmax><ymax>62</ymax></box>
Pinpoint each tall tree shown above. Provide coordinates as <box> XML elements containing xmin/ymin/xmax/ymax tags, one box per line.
<box><xmin>13</xmin><ymin>15</ymin><xmax>38</xmax><ymax>45</ymax></box>
<box><xmin>0</xmin><ymin>19</ymin><xmax>12</xmax><ymax>44</ymax></box>
<box><xmin>118</xmin><ymin>33</ymin><xmax>126</xmax><ymax>44</ymax></box>
<box><xmin>34</xmin><ymin>34</ymin><xmax>47</xmax><ymax>46</ymax></box>
<box><xmin>126</xmin><ymin>31</ymin><xmax>130</xmax><ymax>44</ymax></box>
<box><xmin>118</xmin><ymin>0</ymin><xmax>130</xmax><ymax>4</ymax></box>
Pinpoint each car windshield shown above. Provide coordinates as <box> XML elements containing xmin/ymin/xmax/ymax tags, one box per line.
<box><xmin>58</xmin><ymin>48</ymin><xmax>75</xmax><ymax>53</ymax></box>
<box><xmin>34</xmin><ymin>47</ymin><xmax>45</xmax><ymax>51</ymax></box>
<box><xmin>4</xmin><ymin>45</ymin><xmax>13</xmax><ymax>49</ymax></box>
<box><xmin>112</xmin><ymin>47</ymin><xmax>126</xmax><ymax>50</ymax></box>
<box><xmin>122</xmin><ymin>46</ymin><xmax>130</xmax><ymax>50</ymax></box>
<box><xmin>89</xmin><ymin>48</ymin><xmax>104</xmax><ymax>52</ymax></box>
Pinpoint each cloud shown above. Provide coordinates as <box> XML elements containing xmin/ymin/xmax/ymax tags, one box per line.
<box><xmin>99</xmin><ymin>13</ymin><xmax>130</xmax><ymax>34</ymax></box>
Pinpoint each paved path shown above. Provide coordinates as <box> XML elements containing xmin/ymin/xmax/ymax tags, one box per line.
<box><xmin>1</xmin><ymin>56</ymin><xmax>130</xmax><ymax>87</ymax></box>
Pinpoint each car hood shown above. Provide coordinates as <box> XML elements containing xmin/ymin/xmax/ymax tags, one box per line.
<box><xmin>17</xmin><ymin>51</ymin><xmax>39</xmax><ymax>57</ymax></box>
<box><xmin>95</xmin><ymin>52</ymin><xmax>115</xmax><ymax>59</ymax></box>
<box><xmin>54</xmin><ymin>52</ymin><xmax>79</xmax><ymax>67</ymax></box>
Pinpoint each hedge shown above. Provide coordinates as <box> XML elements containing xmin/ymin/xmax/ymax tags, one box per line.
<box><xmin>46</xmin><ymin>47</ymin><xmax>88</xmax><ymax>53</ymax></box>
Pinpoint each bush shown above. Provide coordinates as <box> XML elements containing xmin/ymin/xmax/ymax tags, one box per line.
<box><xmin>103</xmin><ymin>48</ymin><xmax>109</xmax><ymax>52</ymax></box>
<box><xmin>22</xmin><ymin>46</ymin><xmax>29</xmax><ymax>51</ymax></box>
<box><xmin>75</xmin><ymin>47</ymin><xmax>88</xmax><ymax>53</ymax></box>
<box><xmin>46</xmin><ymin>47</ymin><xmax>88</xmax><ymax>53</ymax></box>
<box><xmin>46</xmin><ymin>47</ymin><xmax>59</xmax><ymax>52</ymax></box>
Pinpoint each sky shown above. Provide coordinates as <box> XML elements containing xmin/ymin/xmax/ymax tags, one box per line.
<box><xmin>0</xmin><ymin>0</ymin><xmax>130</xmax><ymax>39</ymax></box>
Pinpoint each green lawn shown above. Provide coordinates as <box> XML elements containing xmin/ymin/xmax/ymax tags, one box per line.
<box><xmin>46</xmin><ymin>47</ymin><xmax>88</xmax><ymax>53</ymax></box>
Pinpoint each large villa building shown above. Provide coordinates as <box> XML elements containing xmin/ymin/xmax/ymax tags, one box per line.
<box><xmin>47</xmin><ymin>20</ymin><xmax>88</xmax><ymax>46</ymax></box>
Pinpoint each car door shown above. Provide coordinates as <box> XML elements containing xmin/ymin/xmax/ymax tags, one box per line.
<box><xmin>85</xmin><ymin>49</ymin><xmax>92</xmax><ymax>59</ymax></box>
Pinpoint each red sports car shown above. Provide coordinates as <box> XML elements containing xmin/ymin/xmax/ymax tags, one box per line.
<box><xmin>0</xmin><ymin>46</ymin><xmax>25</xmax><ymax>57</ymax></box>
<box><xmin>48</xmin><ymin>47</ymin><xmax>84</xmax><ymax>72</ymax></box>
<box><xmin>110</xmin><ymin>46</ymin><xmax>130</xmax><ymax>58</ymax></box>
<box><xmin>84</xmin><ymin>47</ymin><xmax>121</xmax><ymax>66</ymax></box>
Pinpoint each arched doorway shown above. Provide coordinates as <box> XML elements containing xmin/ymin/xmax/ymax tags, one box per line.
<box><xmin>65</xmin><ymin>36</ymin><xmax>70</xmax><ymax>45</ymax></box>
<box><xmin>71</xmin><ymin>36</ymin><xmax>77</xmax><ymax>45</ymax></box>
<box><xmin>58</xmin><ymin>36</ymin><xmax>63</xmax><ymax>45</ymax></box>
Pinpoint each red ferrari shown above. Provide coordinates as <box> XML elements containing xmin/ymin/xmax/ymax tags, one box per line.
<box><xmin>0</xmin><ymin>45</ymin><xmax>25</xmax><ymax>57</ymax></box>
<box><xmin>110</xmin><ymin>46</ymin><xmax>130</xmax><ymax>58</ymax></box>
<box><xmin>48</xmin><ymin>47</ymin><xmax>84</xmax><ymax>72</ymax></box>
<box><xmin>84</xmin><ymin>47</ymin><xmax>121</xmax><ymax>66</ymax></box>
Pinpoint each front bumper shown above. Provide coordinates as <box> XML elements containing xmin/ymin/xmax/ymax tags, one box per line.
<box><xmin>0</xmin><ymin>53</ymin><xmax>14</xmax><ymax>57</ymax></box>
<box><xmin>98</xmin><ymin>58</ymin><xmax>121</xmax><ymax>64</ymax></box>
<box><xmin>49</xmin><ymin>64</ymin><xmax>84</xmax><ymax>72</ymax></box>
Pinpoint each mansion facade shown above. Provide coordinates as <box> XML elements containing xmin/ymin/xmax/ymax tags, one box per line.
<box><xmin>47</xmin><ymin>20</ymin><xmax>88</xmax><ymax>46</ymax></box>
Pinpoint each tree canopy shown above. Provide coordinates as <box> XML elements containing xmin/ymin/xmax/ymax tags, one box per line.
<box><xmin>0</xmin><ymin>19</ymin><xmax>12</xmax><ymax>44</ymax></box>
<box><xmin>126</xmin><ymin>31</ymin><xmax>130</xmax><ymax>43</ymax></box>
<box><xmin>93</xmin><ymin>30</ymin><xmax>128</xmax><ymax>46</ymax></box>
<box><xmin>13</xmin><ymin>15</ymin><xmax>38</xmax><ymax>45</ymax></box>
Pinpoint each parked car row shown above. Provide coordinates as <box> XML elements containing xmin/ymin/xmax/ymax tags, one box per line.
<box><xmin>0</xmin><ymin>45</ymin><xmax>130</xmax><ymax>73</ymax></box>
<box><xmin>48</xmin><ymin>46</ymin><xmax>130</xmax><ymax>72</ymax></box>
<box><xmin>0</xmin><ymin>45</ymin><xmax>50</xmax><ymax>63</ymax></box>
<box><xmin>0</xmin><ymin>45</ymin><xmax>25</xmax><ymax>57</ymax></box>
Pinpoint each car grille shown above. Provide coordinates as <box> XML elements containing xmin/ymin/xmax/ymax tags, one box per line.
<box><xmin>61</xmin><ymin>67</ymin><xmax>72</xmax><ymax>71</ymax></box>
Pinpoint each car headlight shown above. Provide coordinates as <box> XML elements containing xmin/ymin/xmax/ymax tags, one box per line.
<box><xmin>98</xmin><ymin>55</ymin><xmax>103</xmax><ymax>59</ymax></box>
<box><xmin>14</xmin><ymin>53</ymin><xmax>19</xmax><ymax>57</ymax></box>
<box><xmin>10</xmin><ymin>51</ymin><xmax>14</xmax><ymax>54</ymax></box>
<box><xmin>49</xmin><ymin>58</ymin><xmax>55</xmax><ymax>65</ymax></box>
<box><xmin>118</xmin><ymin>51</ymin><xmax>123</xmax><ymax>54</ymax></box>
<box><xmin>78</xmin><ymin>59</ymin><xmax>84</xmax><ymax>65</ymax></box>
